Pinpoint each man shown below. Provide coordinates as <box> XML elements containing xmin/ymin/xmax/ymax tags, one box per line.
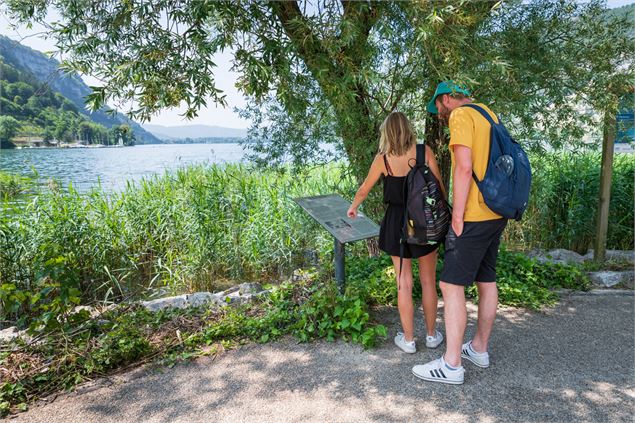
<box><xmin>412</xmin><ymin>81</ymin><xmax>508</xmax><ymax>385</ymax></box>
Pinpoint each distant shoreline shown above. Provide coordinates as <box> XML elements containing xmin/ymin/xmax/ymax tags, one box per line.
<box><xmin>4</xmin><ymin>141</ymin><xmax>250</xmax><ymax>150</ymax></box>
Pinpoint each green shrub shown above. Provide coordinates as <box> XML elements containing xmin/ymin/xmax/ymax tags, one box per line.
<box><xmin>0</xmin><ymin>276</ymin><xmax>387</xmax><ymax>416</ymax></box>
<box><xmin>345</xmin><ymin>245</ymin><xmax>589</xmax><ymax>310</ymax></box>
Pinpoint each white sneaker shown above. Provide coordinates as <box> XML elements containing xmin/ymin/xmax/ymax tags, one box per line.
<box><xmin>425</xmin><ymin>329</ymin><xmax>444</xmax><ymax>349</ymax></box>
<box><xmin>394</xmin><ymin>332</ymin><xmax>416</xmax><ymax>353</ymax></box>
<box><xmin>461</xmin><ymin>341</ymin><xmax>490</xmax><ymax>368</ymax></box>
<box><xmin>412</xmin><ymin>355</ymin><xmax>465</xmax><ymax>385</ymax></box>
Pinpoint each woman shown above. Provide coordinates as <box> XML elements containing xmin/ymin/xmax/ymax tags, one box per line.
<box><xmin>347</xmin><ymin>112</ymin><xmax>445</xmax><ymax>353</ymax></box>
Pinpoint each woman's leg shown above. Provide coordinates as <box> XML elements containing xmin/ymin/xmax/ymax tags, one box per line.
<box><xmin>417</xmin><ymin>250</ymin><xmax>439</xmax><ymax>337</ymax></box>
<box><xmin>390</xmin><ymin>256</ymin><xmax>415</xmax><ymax>341</ymax></box>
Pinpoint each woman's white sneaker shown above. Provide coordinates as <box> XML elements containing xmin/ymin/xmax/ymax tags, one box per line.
<box><xmin>461</xmin><ymin>341</ymin><xmax>490</xmax><ymax>368</ymax></box>
<box><xmin>394</xmin><ymin>332</ymin><xmax>416</xmax><ymax>353</ymax></box>
<box><xmin>425</xmin><ymin>329</ymin><xmax>444</xmax><ymax>348</ymax></box>
<box><xmin>412</xmin><ymin>356</ymin><xmax>464</xmax><ymax>385</ymax></box>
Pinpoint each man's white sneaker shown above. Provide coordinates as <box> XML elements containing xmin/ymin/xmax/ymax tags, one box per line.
<box><xmin>425</xmin><ymin>329</ymin><xmax>444</xmax><ymax>349</ymax></box>
<box><xmin>394</xmin><ymin>332</ymin><xmax>416</xmax><ymax>353</ymax></box>
<box><xmin>412</xmin><ymin>356</ymin><xmax>464</xmax><ymax>385</ymax></box>
<box><xmin>461</xmin><ymin>341</ymin><xmax>490</xmax><ymax>368</ymax></box>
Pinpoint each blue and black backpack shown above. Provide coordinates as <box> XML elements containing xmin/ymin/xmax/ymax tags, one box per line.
<box><xmin>462</xmin><ymin>104</ymin><xmax>532</xmax><ymax>221</ymax></box>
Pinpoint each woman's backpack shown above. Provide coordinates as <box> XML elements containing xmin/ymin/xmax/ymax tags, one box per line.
<box><xmin>402</xmin><ymin>144</ymin><xmax>450</xmax><ymax>247</ymax></box>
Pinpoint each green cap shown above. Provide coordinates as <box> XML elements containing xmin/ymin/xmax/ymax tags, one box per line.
<box><xmin>427</xmin><ymin>81</ymin><xmax>471</xmax><ymax>114</ymax></box>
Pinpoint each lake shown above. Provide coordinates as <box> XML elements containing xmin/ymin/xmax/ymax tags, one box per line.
<box><xmin>0</xmin><ymin>143</ymin><xmax>251</xmax><ymax>192</ymax></box>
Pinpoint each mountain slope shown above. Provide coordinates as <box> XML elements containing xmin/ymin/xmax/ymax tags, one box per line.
<box><xmin>0</xmin><ymin>35</ymin><xmax>159</xmax><ymax>144</ymax></box>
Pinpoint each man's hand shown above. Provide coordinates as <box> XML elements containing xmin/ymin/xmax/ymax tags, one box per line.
<box><xmin>452</xmin><ymin>216</ymin><xmax>464</xmax><ymax>237</ymax></box>
<box><xmin>347</xmin><ymin>206</ymin><xmax>358</xmax><ymax>219</ymax></box>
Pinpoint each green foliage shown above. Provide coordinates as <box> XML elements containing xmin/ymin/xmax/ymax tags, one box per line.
<box><xmin>470</xmin><ymin>247</ymin><xmax>591</xmax><ymax>309</ymax></box>
<box><xmin>504</xmin><ymin>152</ymin><xmax>635</xmax><ymax>253</ymax></box>
<box><xmin>5</xmin><ymin>1</ymin><xmax>632</xmax><ymax>188</ymax></box>
<box><xmin>2</xmin><ymin>151</ymin><xmax>624</xmax><ymax>328</ymax></box>
<box><xmin>344</xmin><ymin>246</ymin><xmax>589</xmax><ymax>311</ymax></box>
<box><xmin>0</xmin><ymin>164</ymin><xmax>349</xmax><ymax>326</ymax></box>
<box><xmin>0</xmin><ymin>171</ymin><xmax>33</xmax><ymax>198</ymax></box>
<box><xmin>0</xmin><ymin>58</ymin><xmax>113</xmax><ymax>145</ymax></box>
<box><xmin>0</xmin><ymin>277</ymin><xmax>387</xmax><ymax>416</ymax></box>
<box><xmin>292</xmin><ymin>281</ymin><xmax>387</xmax><ymax>348</ymax></box>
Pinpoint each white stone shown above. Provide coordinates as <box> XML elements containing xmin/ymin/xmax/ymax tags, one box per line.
<box><xmin>141</xmin><ymin>295</ymin><xmax>188</xmax><ymax>312</ymax></box>
<box><xmin>0</xmin><ymin>326</ymin><xmax>19</xmax><ymax>344</ymax></box>
<box><xmin>187</xmin><ymin>292</ymin><xmax>215</xmax><ymax>307</ymax></box>
<box><xmin>528</xmin><ymin>249</ymin><xmax>585</xmax><ymax>264</ymax></box>
<box><xmin>587</xmin><ymin>271</ymin><xmax>635</xmax><ymax>288</ymax></box>
<box><xmin>239</xmin><ymin>282</ymin><xmax>263</xmax><ymax>295</ymax></box>
<box><xmin>583</xmin><ymin>249</ymin><xmax>635</xmax><ymax>263</ymax></box>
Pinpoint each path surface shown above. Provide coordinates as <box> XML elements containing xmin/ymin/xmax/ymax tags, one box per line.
<box><xmin>9</xmin><ymin>294</ymin><xmax>634</xmax><ymax>423</ymax></box>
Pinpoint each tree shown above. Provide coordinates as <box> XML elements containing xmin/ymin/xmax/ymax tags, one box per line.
<box><xmin>0</xmin><ymin>115</ymin><xmax>20</xmax><ymax>148</ymax></box>
<box><xmin>109</xmin><ymin>124</ymin><xmax>135</xmax><ymax>146</ymax></box>
<box><xmin>4</xmin><ymin>0</ymin><xmax>633</xmax><ymax>198</ymax></box>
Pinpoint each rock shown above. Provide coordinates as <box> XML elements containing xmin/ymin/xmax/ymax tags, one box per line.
<box><xmin>238</xmin><ymin>282</ymin><xmax>263</xmax><ymax>295</ymax></box>
<box><xmin>141</xmin><ymin>295</ymin><xmax>188</xmax><ymax>312</ymax></box>
<box><xmin>527</xmin><ymin>249</ymin><xmax>586</xmax><ymax>265</ymax></box>
<box><xmin>223</xmin><ymin>291</ymin><xmax>244</xmax><ymax>305</ymax></box>
<box><xmin>187</xmin><ymin>292</ymin><xmax>215</xmax><ymax>307</ymax></box>
<box><xmin>583</xmin><ymin>249</ymin><xmax>635</xmax><ymax>263</ymax></box>
<box><xmin>140</xmin><ymin>284</ymin><xmax>270</xmax><ymax>313</ymax></box>
<box><xmin>70</xmin><ymin>305</ymin><xmax>100</xmax><ymax>318</ymax></box>
<box><xmin>587</xmin><ymin>271</ymin><xmax>635</xmax><ymax>288</ymax></box>
<box><xmin>0</xmin><ymin>326</ymin><xmax>19</xmax><ymax>344</ymax></box>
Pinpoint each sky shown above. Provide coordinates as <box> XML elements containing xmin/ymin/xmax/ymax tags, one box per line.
<box><xmin>1</xmin><ymin>0</ymin><xmax>633</xmax><ymax>128</ymax></box>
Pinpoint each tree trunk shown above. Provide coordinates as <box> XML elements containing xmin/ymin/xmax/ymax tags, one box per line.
<box><xmin>425</xmin><ymin>114</ymin><xmax>451</xmax><ymax>193</ymax></box>
<box><xmin>594</xmin><ymin>111</ymin><xmax>616</xmax><ymax>262</ymax></box>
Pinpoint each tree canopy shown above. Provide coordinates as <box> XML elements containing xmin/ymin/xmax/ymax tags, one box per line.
<box><xmin>4</xmin><ymin>0</ymin><xmax>633</xmax><ymax>183</ymax></box>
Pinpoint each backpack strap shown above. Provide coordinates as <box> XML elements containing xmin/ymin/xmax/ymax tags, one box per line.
<box><xmin>461</xmin><ymin>103</ymin><xmax>499</xmax><ymax>127</ymax></box>
<box><xmin>416</xmin><ymin>144</ymin><xmax>426</xmax><ymax>167</ymax></box>
<box><xmin>461</xmin><ymin>104</ymin><xmax>497</xmax><ymax>184</ymax></box>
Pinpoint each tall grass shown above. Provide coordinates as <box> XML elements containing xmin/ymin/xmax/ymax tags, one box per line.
<box><xmin>504</xmin><ymin>152</ymin><xmax>634</xmax><ymax>253</ymax></box>
<box><xmin>0</xmin><ymin>171</ymin><xmax>33</xmax><ymax>199</ymax></box>
<box><xmin>1</xmin><ymin>152</ymin><xmax>632</xmax><ymax>326</ymax></box>
<box><xmin>0</xmin><ymin>164</ymin><xmax>352</xmax><ymax>324</ymax></box>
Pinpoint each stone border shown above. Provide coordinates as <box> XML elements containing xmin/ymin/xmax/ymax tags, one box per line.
<box><xmin>1</xmin><ymin>283</ymin><xmax>271</xmax><ymax>345</ymax></box>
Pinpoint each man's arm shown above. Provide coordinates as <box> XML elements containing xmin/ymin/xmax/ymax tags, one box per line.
<box><xmin>451</xmin><ymin>144</ymin><xmax>473</xmax><ymax>236</ymax></box>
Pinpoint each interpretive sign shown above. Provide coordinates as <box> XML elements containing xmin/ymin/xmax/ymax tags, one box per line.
<box><xmin>295</xmin><ymin>194</ymin><xmax>379</xmax><ymax>243</ymax></box>
<box><xmin>295</xmin><ymin>194</ymin><xmax>380</xmax><ymax>291</ymax></box>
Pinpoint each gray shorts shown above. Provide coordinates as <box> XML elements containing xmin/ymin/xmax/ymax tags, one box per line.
<box><xmin>440</xmin><ymin>219</ymin><xmax>508</xmax><ymax>286</ymax></box>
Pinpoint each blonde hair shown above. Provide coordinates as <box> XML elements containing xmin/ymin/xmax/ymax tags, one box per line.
<box><xmin>378</xmin><ymin>112</ymin><xmax>416</xmax><ymax>156</ymax></box>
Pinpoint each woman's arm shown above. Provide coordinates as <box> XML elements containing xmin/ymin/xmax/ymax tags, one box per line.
<box><xmin>347</xmin><ymin>154</ymin><xmax>384</xmax><ymax>218</ymax></box>
<box><xmin>425</xmin><ymin>145</ymin><xmax>447</xmax><ymax>199</ymax></box>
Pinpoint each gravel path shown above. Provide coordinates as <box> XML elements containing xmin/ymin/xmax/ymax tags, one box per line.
<box><xmin>9</xmin><ymin>293</ymin><xmax>634</xmax><ymax>423</ymax></box>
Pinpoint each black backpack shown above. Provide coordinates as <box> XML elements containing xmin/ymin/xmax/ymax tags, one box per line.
<box><xmin>400</xmin><ymin>144</ymin><xmax>450</xmax><ymax>256</ymax></box>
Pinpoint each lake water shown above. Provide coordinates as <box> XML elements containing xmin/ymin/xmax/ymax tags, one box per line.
<box><xmin>0</xmin><ymin>143</ymin><xmax>251</xmax><ymax>192</ymax></box>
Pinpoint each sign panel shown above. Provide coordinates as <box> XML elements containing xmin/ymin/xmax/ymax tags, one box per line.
<box><xmin>294</xmin><ymin>194</ymin><xmax>380</xmax><ymax>244</ymax></box>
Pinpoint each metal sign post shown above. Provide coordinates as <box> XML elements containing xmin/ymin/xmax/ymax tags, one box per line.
<box><xmin>294</xmin><ymin>194</ymin><xmax>380</xmax><ymax>292</ymax></box>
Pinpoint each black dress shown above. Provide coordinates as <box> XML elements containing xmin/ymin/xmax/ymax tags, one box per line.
<box><xmin>378</xmin><ymin>155</ymin><xmax>438</xmax><ymax>259</ymax></box>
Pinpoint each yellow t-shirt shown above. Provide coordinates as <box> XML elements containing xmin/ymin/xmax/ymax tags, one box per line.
<box><xmin>448</xmin><ymin>103</ymin><xmax>503</xmax><ymax>222</ymax></box>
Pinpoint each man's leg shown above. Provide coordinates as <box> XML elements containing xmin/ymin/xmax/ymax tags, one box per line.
<box><xmin>471</xmin><ymin>282</ymin><xmax>497</xmax><ymax>353</ymax></box>
<box><xmin>440</xmin><ymin>281</ymin><xmax>467</xmax><ymax>367</ymax></box>
<box><xmin>470</xmin><ymin>219</ymin><xmax>507</xmax><ymax>353</ymax></box>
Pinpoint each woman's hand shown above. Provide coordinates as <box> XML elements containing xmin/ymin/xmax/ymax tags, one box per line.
<box><xmin>347</xmin><ymin>206</ymin><xmax>358</xmax><ymax>219</ymax></box>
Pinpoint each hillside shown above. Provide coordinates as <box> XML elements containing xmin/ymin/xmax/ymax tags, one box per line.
<box><xmin>0</xmin><ymin>36</ymin><xmax>159</xmax><ymax>145</ymax></box>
